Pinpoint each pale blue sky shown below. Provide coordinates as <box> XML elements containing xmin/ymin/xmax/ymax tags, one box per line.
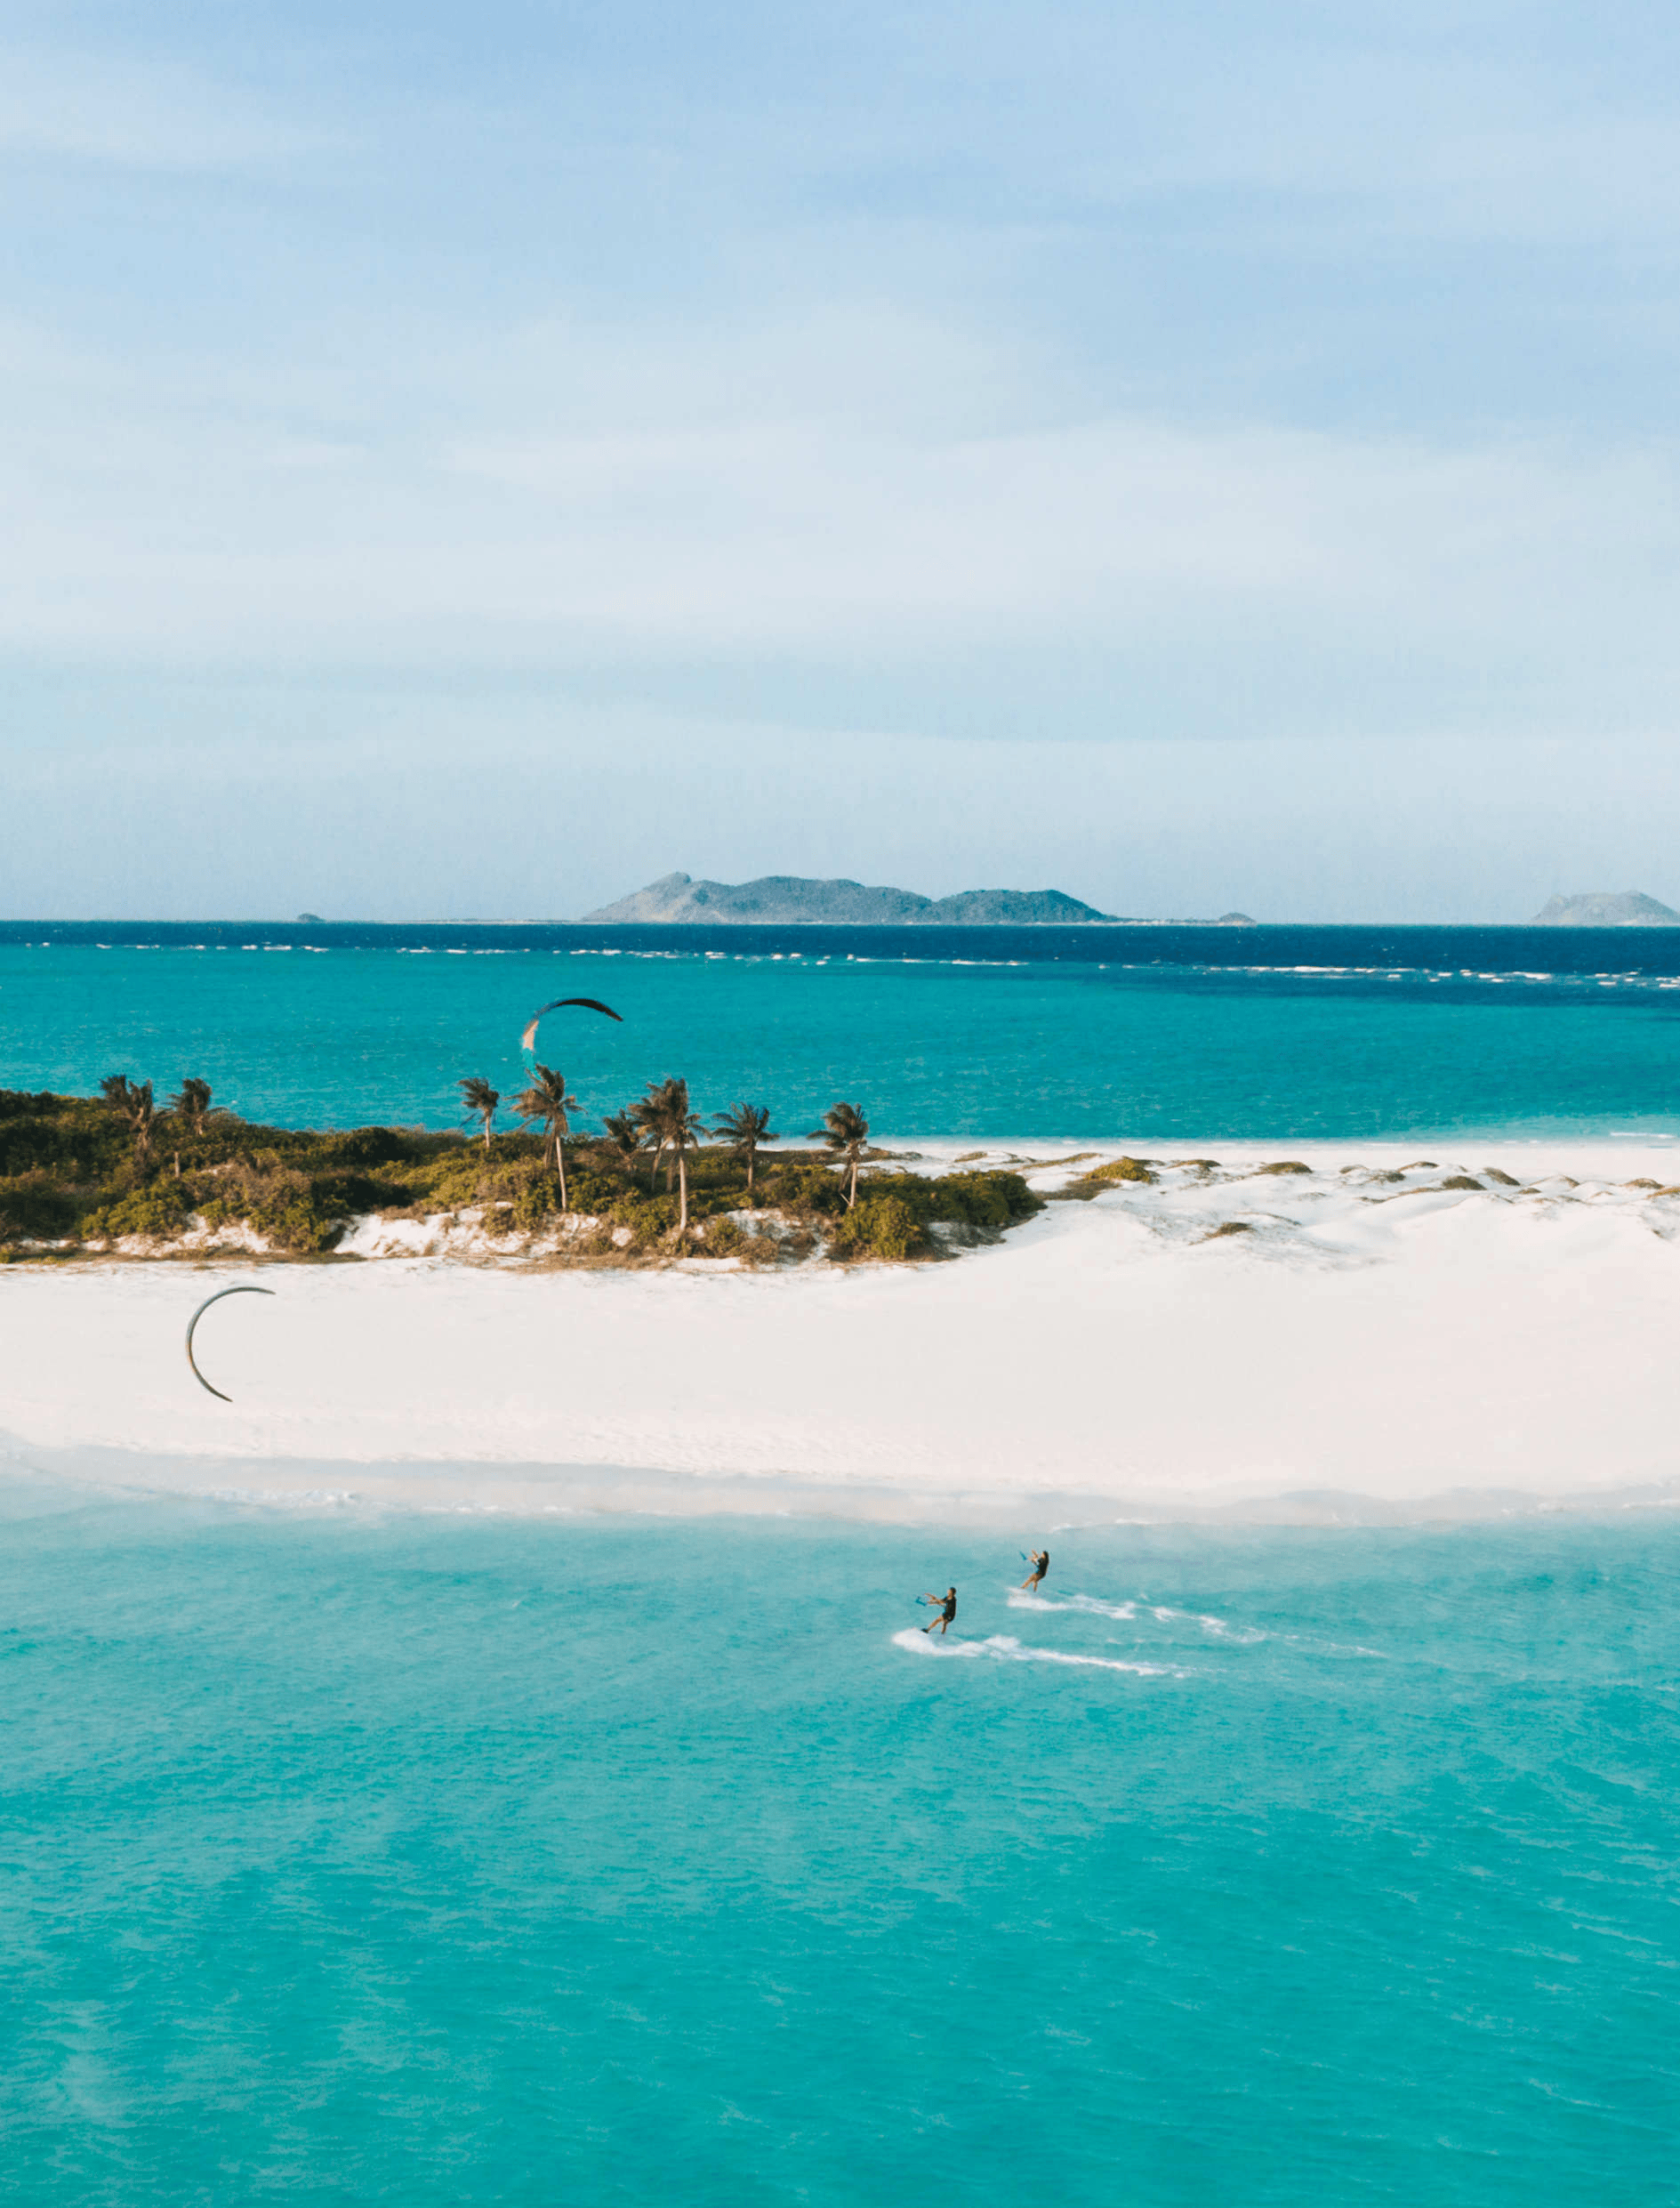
<box><xmin>5</xmin><ymin>0</ymin><xmax>1680</xmax><ymax>918</ymax></box>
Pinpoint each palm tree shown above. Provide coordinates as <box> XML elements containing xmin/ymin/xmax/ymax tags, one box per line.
<box><xmin>808</xmin><ymin>1100</ymin><xmax>870</xmax><ymax>1207</ymax></box>
<box><xmin>516</xmin><ymin>1063</ymin><xmax>580</xmax><ymax>1209</ymax></box>
<box><xmin>710</xmin><ymin>1101</ymin><xmax>777</xmax><ymax>1191</ymax></box>
<box><xmin>170</xmin><ymin>1076</ymin><xmax>215</xmax><ymax>1138</ymax></box>
<box><xmin>631</xmin><ymin>1076</ymin><xmax>708</xmax><ymax>1232</ymax></box>
<box><xmin>100</xmin><ymin>1073</ymin><xmax>156</xmax><ymax>1161</ymax></box>
<box><xmin>592</xmin><ymin>1108</ymin><xmax>647</xmax><ymax>1181</ymax></box>
<box><xmin>458</xmin><ymin>1076</ymin><xmax>500</xmax><ymax>1152</ymax></box>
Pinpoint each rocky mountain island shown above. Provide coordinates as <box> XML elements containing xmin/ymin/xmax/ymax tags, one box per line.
<box><xmin>583</xmin><ymin>872</ymin><xmax>1121</xmax><ymax>924</ymax></box>
<box><xmin>1531</xmin><ymin>890</ymin><xmax>1680</xmax><ymax>925</ymax></box>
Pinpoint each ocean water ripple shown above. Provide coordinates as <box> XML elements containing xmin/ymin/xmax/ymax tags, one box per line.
<box><xmin>4</xmin><ymin>1503</ymin><xmax>1676</xmax><ymax>2205</ymax></box>
<box><xmin>7</xmin><ymin>923</ymin><xmax>1680</xmax><ymax>1137</ymax></box>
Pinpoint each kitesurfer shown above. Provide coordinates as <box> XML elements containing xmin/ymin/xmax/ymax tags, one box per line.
<box><xmin>1020</xmin><ymin>1548</ymin><xmax>1049</xmax><ymax>1592</ymax></box>
<box><xmin>921</xmin><ymin>1587</ymin><xmax>957</xmax><ymax>1635</ymax></box>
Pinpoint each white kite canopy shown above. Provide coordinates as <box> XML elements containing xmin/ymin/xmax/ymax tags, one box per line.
<box><xmin>186</xmin><ymin>1285</ymin><xmax>276</xmax><ymax>1403</ymax></box>
<box><xmin>519</xmin><ymin>995</ymin><xmax>623</xmax><ymax>1052</ymax></box>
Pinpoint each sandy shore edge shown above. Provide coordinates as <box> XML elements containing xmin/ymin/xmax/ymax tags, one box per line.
<box><xmin>4</xmin><ymin>1139</ymin><xmax>1679</xmax><ymax>1521</ymax></box>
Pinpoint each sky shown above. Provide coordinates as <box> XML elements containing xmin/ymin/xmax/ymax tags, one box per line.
<box><xmin>4</xmin><ymin>0</ymin><xmax>1680</xmax><ymax>921</ymax></box>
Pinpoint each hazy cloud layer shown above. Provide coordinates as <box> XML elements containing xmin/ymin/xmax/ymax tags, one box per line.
<box><xmin>5</xmin><ymin>0</ymin><xmax>1680</xmax><ymax>914</ymax></box>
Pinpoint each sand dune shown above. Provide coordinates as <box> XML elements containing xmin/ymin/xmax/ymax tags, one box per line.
<box><xmin>4</xmin><ymin>1140</ymin><xmax>1679</xmax><ymax>1522</ymax></box>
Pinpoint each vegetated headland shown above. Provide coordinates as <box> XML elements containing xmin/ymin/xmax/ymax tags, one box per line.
<box><xmin>0</xmin><ymin>1076</ymin><xmax>1048</xmax><ymax>1267</ymax></box>
<box><xmin>582</xmin><ymin>871</ymin><xmax>1258</xmax><ymax>926</ymax></box>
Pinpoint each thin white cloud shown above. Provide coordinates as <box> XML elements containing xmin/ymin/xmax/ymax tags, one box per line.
<box><xmin>1</xmin><ymin>300</ymin><xmax>1677</xmax><ymax>745</ymax></box>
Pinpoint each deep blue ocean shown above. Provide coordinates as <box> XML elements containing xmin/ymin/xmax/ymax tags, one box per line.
<box><xmin>4</xmin><ymin>919</ymin><xmax>1680</xmax><ymax>1139</ymax></box>
<box><xmin>6</xmin><ymin>923</ymin><xmax>1680</xmax><ymax>2202</ymax></box>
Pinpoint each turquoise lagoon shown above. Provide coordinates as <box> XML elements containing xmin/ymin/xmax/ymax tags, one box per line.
<box><xmin>4</xmin><ymin>1496</ymin><xmax>1676</xmax><ymax>2205</ymax></box>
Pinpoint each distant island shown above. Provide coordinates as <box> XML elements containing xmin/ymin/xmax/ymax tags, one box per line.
<box><xmin>1531</xmin><ymin>890</ymin><xmax>1680</xmax><ymax>926</ymax></box>
<box><xmin>582</xmin><ymin>872</ymin><xmax>1259</xmax><ymax>926</ymax></box>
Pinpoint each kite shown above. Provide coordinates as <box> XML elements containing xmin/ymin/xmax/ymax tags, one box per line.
<box><xmin>520</xmin><ymin>996</ymin><xmax>623</xmax><ymax>1052</ymax></box>
<box><xmin>186</xmin><ymin>1284</ymin><xmax>276</xmax><ymax>1403</ymax></box>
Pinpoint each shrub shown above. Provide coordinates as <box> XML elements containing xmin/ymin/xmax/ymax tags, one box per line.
<box><xmin>0</xmin><ymin>1092</ymin><xmax>129</xmax><ymax>1180</ymax></box>
<box><xmin>245</xmin><ymin>1196</ymin><xmax>342</xmax><ymax>1253</ymax></box>
<box><xmin>324</xmin><ymin>1126</ymin><xmax>413</xmax><ymax>1168</ymax></box>
<box><xmin>511</xmin><ymin>1175</ymin><xmax>564</xmax><ymax>1232</ymax></box>
<box><xmin>564</xmin><ymin>1171</ymin><xmax>628</xmax><ymax>1216</ymax></box>
<box><xmin>1256</xmin><ymin>1161</ymin><xmax>1311</xmax><ymax>1176</ymax></box>
<box><xmin>830</xmin><ymin>1194</ymin><xmax>923</xmax><ymax>1261</ymax></box>
<box><xmin>703</xmin><ymin>1216</ymin><xmax>747</xmax><ymax>1255</ymax></box>
<box><xmin>842</xmin><ymin>1168</ymin><xmax>1039</xmax><ymax>1230</ymax></box>
<box><xmin>925</xmin><ymin>1169</ymin><xmax>1037</xmax><ymax>1225</ymax></box>
<box><xmin>1056</xmin><ymin>1157</ymin><xmax>1155</xmax><ymax>1199</ymax></box>
<box><xmin>1089</xmin><ymin>1156</ymin><xmax>1155</xmax><ymax>1185</ymax></box>
<box><xmin>609</xmin><ymin>1192</ymin><xmax>675</xmax><ymax>1245</ymax></box>
<box><xmin>192</xmin><ymin>1157</ymin><xmax>345</xmax><ymax>1252</ymax></box>
<box><xmin>1440</xmin><ymin>1175</ymin><xmax>1483</xmax><ymax>1192</ymax></box>
<box><xmin>81</xmin><ymin>1179</ymin><xmax>195</xmax><ymax>1242</ymax></box>
<box><xmin>764</xmin><ymin>1159</ymin><xmax>848</xmax><ymax>1217</ymax></box>
<box><xmin>0</xmin><ymin>1172</ymin><xmax>78</xmax><ymax>1243</ymax></box>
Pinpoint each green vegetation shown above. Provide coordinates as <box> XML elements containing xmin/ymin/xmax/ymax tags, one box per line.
<box><xmin>710</xmin><ymin>1101</ymin><xmax>777</xmax><ymax>1189</ymax></box>
<box><xmin>1054</xmin><ymin>1155</ymin><xmax>1157</xmax><ymax>1200</ymax></box>
<box><xmin>515</xmin><ymin>1063</ymin><xmax>579</xmax><ymax>1206</ymax></box>
<box><xmin>808</xmin><ymin>1100</ymin><xmax>871</xmax><ymax>1205</ymax></box>
<box><xmin>824</xmin><ymin>1169</ymin><xmax>1038</xmax><ymax>1260</ymax></box>
<box><xmin>829</xmin><ymin>1193</ymin><xmax>921</xmax><ymax>1261</ymax></box>
<box><xmin>170</xmin><ymin>1076</ymin><xmax>217</xmax><ymax>1138</ymax></box>
<box><xmin>632</xmin><ymin>1076</ymin><xmax>708</xmax><ymax>1231</ymax></box>
<box><xmin>458</xmin><ymin>1076</ymin><xmax>500</xmax><ymax>1152</ymax></box>
<box><xmin>99</xmin><ymin>1073</ymin><xmax>156</xmax><ymax>1160</ymax></box>
<box><xmin>0</xmin><ymin>1082</ymin><xmax>1041</xmax><ymax>1265</ymax></box>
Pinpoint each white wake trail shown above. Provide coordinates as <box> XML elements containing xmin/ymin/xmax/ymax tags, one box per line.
<box><xmin>892</xmin><ymin>1627</ymin><xmax>1185</xmax><ymax>1677</ymax></box>
<box><xmin>1009</xmin><ymin>1590</ymin><xmax>1265</xmax><ymax>1641</ymax></box>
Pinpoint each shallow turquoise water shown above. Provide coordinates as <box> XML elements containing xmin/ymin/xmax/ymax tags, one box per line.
<box><xmin>5</xmin><ymin>1495</ymin><xmax>1676</xmax><ymax>2204</ymax></box>
<box><xmin>6</xmin><ymin>929</ymin><xmax>1680</xmax><ymax>1138</ymax></box>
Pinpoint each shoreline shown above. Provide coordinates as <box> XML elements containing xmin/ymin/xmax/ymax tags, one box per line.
<box><xmin>7</xmin><ymin>1439</ymin><xmax>1678</xmax><ymax>1530</ymax></box>
<box><xmin>5</xmin><ymin>1138</ymin><xmax>1679</xmax><ymax>1522</ymax></box>
<box><xmin>11</xmin><ymin>1131</ymin><xmax>1680</xmax><ymax>1268</ymax></box>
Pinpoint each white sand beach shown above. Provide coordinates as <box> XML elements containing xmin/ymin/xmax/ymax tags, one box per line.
<box><xmin>4</xmin><ymin>1139</ymin><xmax>1679</xmax><ymax>1523</ymax></box>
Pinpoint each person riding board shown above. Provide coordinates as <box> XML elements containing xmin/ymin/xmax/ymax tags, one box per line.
<box><xmin>921</xmin><ymin>1587</ymin><xmax>957</xmax><ymax>1635</ymax></box>
<box><xmin>1020</xmin><ymin>1548</ymin><xmax>1049</xmax><ymax>1592</ymax></box>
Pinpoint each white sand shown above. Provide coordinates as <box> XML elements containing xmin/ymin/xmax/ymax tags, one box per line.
<box><xmin>4</xmin><ymin>1139</ymin><xmax>1679</xmax><ymax>1523</ymax></box>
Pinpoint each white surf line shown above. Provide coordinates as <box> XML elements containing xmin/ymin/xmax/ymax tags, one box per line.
<box><xmin>891</xmin><ymin>1628</ymin><xmax>1187</xmax><ymax>1677</ymax></box>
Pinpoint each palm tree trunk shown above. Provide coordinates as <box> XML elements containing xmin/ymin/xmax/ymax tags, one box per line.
<box><xmin>745</xmin><ymin>1146</ymin><xmax>754</xmax><ymax>1190</ymax></box>
<box><xmin>557</xmin><ymin>1135</ymin><xmax>568</xmax><ymax>1213</ymax></box>
<box><xmin>678</xmin><ymin>1149</ymin><xmax>688</xmax><ymax>1232</ymax></box>
<box><xmin>849</xmin><ymin>1151</ymin><xmax>859</xmax><ymax>1206</ymax></box>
